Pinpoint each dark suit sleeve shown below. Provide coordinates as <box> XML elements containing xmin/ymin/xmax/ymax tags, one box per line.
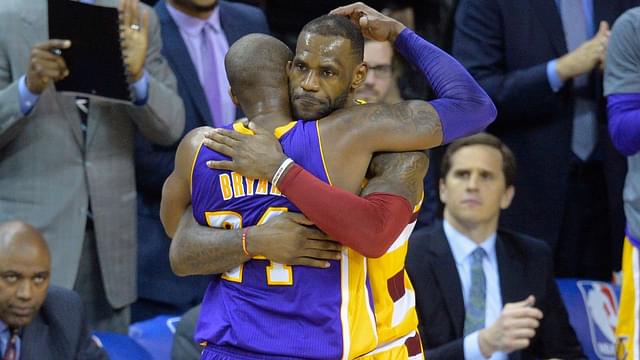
<box><xmin>171</xmin><ymin>305</ymin><xmax>202</xmax><ymax>360</ymax></box>
<box><xmin>135</xmin><ymin>133</ymin><xmax>177</xmax><ymax>196</ymax></box>
<box><xmin>67</xmin><ymin>292</ymin><xmax>109</xmax><ymax>360</ymax></box>
<box><xmin>407</xmin><ymin>228</ymin><xmax>466</xmax><ymax>360</ymax></box>
<box><xmin>452</xmin><ymin>0</ymin><xmax>561</xmax><ymax>123</ymax></box>
<box><xmin>527</xmin><ymin>243</ymin><xmax>587</xmax><ymax>359</ymax></box>
<box><xmin>76</xmin><ymin>323</ymin><xmax>109</xmax><ymax>358</ymax></box>
<box><xmin>425</xmin><ymin>339</ymin><xmax>465</xmax><ymax>360</ymax></box>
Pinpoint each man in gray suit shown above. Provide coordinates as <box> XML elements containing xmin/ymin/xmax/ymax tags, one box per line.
<box><xmin>0</xmin><ymin>221</ymin><xmax>108</xmax><ymax>360</ymax></box>
<box><xmin>0</xmin><ymin>0</ymin><xmax>185</xmax><ymax>332</ymax></box>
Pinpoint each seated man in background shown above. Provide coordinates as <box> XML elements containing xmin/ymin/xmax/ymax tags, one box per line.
<box><xmin>354</xmin><ymin>39</ymin><xmax>402</xmax><ymax>104</ymax></box>
<box><xmin>0</xmin><ymin>221</ymin><xmax>107</xmax><ymax>360</ymax></box>
<box><xmin>406</xmin><ymin>133</ymin><xmax>585</xmax><ymax>360</ymax></box>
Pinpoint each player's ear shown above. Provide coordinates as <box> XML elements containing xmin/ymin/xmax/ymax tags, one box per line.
<box><xmin>229</xmin><ymin>88</ymin><xmax>239</xmax><ymax>106</ymax></box>
<box><xmin>286</xmin><ymin>60</ymin><xmax>293</xmax><ymax>74</ymax></box>
<box><xmin>351</xmin><ymin>62</ymin><xmax>368</xmax><ymax>90</ymax></box>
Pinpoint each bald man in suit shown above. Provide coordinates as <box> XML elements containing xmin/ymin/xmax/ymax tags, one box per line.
<box><xmin>0</xmin><ymin>221</ymin><xmax>107</xmax><ymax>360</ymax></box>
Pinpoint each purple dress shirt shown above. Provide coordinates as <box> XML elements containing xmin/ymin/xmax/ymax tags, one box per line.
<box><xmin>166</xmin><ymin>3</ymin><xmax>235</xmax><ymax>127</ymax></box>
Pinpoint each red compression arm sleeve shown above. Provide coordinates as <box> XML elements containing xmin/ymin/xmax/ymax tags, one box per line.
<box><xmin>278</xmin><ymin>164</ymin><xmax>413</xmax><ymax>258</ymax></box>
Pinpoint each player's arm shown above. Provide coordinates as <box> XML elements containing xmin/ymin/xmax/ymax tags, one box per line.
<box><xmin>608</xmin><ymin>93</ymin><xmax>640</xmax><ymax>156</ymax></box>
<box><xmin>604</xmin><ymin>9</ymin><xmax>640</xmax><ymax>157</ymax></box>
<box><xmin>161</xmin><ymin>127</ymin><xmax>341</xmax><ymax>276</ymax></box>
<box><xmin>160</xmin><ymin>127</ymin><xmax>207</xmax><ymax>238</ymax></box>
<box><xmin>204</xmin><ymin>124</ymin><xmax>427</xmax><ymax>258</ymax></box>
<box><xmin>361</xmin><ymin>152</ymin><xmax>427</xmax><ymax>206</ymax></box>
<box><xmin>328</xmin><ymin>3</ymin><xmax>496</xmax><ymax>152</ymax></box>
<box><xmin>161</xmin><ymin>126</ymin><xmax>257</xmax><ymax>275</ymax></box>
<box><xmin>159</xmin><ymin>126</ymin><xmax>248</xmax><ymax>275</ymax></box>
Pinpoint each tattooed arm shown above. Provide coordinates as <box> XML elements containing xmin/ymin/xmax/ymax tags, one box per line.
<box><xmin>162</xmin><ymin>127</ymin><xmax>340</xmax><ymax>276</ymax></box>
<box><xmin>170</xmin><ymin>205</ymin><xmax>338</xmax><ymax>275</ymax></box>
<box><xmin>363</xmin><ymin>151</ymin><xmax>428</xmax><ymax>207</ymax></box>
<box><xmin>328</xmin><ymin>3</ymin><xmax>495</xmax><ymax>151</ymax></box>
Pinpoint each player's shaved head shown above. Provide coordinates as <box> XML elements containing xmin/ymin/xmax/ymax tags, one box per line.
<box><xmin>0</xmin><ymin>221</ymin><xmax>51</xmax><ymax>328</ymax></box>
<box><xmin>225</xmin><ymin>33</ymin><xmax>293</xmax><ymax>114</ymax></box>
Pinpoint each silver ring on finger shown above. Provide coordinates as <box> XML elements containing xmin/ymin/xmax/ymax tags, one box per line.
<box><xmin>130</xmin><ymin>23</ymin><xmax>141</xmax><ymax>31</ymax></box>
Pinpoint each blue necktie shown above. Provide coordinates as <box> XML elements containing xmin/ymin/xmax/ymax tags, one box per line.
<box><xmin>560</xmin><ymin>0</ymin><xmax>597</xmax><ymax>161</ymax></box>
<box><xmin>464</xmin><ymin>247</ymin><xmax>486</xmax><ymax>335</ymax></box>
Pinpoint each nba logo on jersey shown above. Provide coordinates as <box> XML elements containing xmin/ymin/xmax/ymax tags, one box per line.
<box><xmin>577</xmin><ymin>281</ymin><xmax>619</xmax><ymax>359</ymax></box>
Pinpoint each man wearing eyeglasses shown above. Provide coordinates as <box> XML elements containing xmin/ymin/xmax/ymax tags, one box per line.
<box><xmin>354</xmin><ymin>39</ymin><xmax>402</xmax><ymax>104</ymax></box>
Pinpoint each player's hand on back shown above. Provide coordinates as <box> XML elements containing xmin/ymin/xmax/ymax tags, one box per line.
<box><xmin>249</xmin><ymin>213</ymin><xmax>342</xmax><ymax>268</ymax></box>
<box><xmin>204</xmin><ymin>120</ymin><xmax>287</xmax><ymax>181</ymax></box>
<box><xmin>330</xmin><ymin>2</ymin><xmax>406</xmax><ymax>42</ymax></box>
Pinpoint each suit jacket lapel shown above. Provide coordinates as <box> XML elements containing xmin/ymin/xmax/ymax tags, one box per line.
<box><xmin>22</xmin><ymin>0</ymin><xmax>85</xmax><ymax>148</ymax></box>
<box><xmin>21</xmin><ymin>314</ymin><xmax>52</xmax><ymax>360</ymax></box>
<box><xmin>156</xmin><ymin>1</ymin><xmax>213</xmax><ymax>125</ymax></box>
<box><xmin>530</xmin><ymin>0</ymin><xmax>567</xmax><ymax>56</ymax></box>
<box><xmin>496</xmin><ymin>234</ymin><xmax>527</xmax><ymax>305</ymax></box>
<box><xmin>430</xmin><ymin>225</ymin><xmax>466</xmax><ymax>336</ymax></box>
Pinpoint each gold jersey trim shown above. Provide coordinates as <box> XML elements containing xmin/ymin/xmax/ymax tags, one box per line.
<box><xmin>189</xmin><ymin>141</ymin><xmax>205</xmax><ymax>195</ymax></box>
<box><xmin>232</xmin><ymin>120</ymin><xmax>298</xmax><ymax>139</ymax></box>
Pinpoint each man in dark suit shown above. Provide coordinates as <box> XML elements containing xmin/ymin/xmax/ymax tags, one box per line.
<box><xmin>132</xmin><ymin>0</ymin><xmax>269</xmax><ymax>321</ymax></box>
<box><xmin>407</xmin><ymin>133</ymin><xmax>585</xmax><ymax>360</ymax></box>
<box><xmin>452</xmin><ymin>0</ymin><xmax>638</xmax><ymax>280</ymax></box>
<box><xmin>0</xmin><ymin>221</ymin><xmax>107</xmax><ymax>360</ymax></box>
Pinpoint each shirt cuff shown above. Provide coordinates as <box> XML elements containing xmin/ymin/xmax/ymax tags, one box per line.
<box><xmin>546</xmin><ymin>60</ymin><xmax>564</xmax><ymax>93</ymax></box>
<box><xmin>18</xmin><ymin>75</ymin><xmax>40</xmax><ymax>115</ymax></box>
<box><xmin>464</xmin><ymin>331</ymin><xmax>489</xmax><ymax>360</ymax></box>
<box><xmin>131</xmin><ymin>70</ymin><xmax>149</xmax><ymax>106</ymax></box>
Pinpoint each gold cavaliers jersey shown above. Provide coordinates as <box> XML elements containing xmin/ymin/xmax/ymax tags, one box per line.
<box><xmin>360</xmin><ymin>197</ymin><xmax>425</xmax><ymax>360</ymax></box>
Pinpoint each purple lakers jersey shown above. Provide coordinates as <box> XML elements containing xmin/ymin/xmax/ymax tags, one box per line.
<box><xmin>191</xmin><ymin>121</ymin><xmax>377</xmax><ymax>359</ymax></box>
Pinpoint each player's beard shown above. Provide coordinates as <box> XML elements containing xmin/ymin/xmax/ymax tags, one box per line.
<box><xmin>291</xmin><ymin>89</ymin><xmax>349</xmax><ymax>120</ymax></box>
<box><xmin>172</xmin><ymin>0</ymin><xmax>218</xmax><ymax>13</ymax></box>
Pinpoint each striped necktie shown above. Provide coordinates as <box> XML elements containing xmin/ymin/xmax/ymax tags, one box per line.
<box><xmin>2</xmin><ymin>328</ymin><xmax>18</xmax><ymax>360</ymax></box>
<box><xmin>464</xmin><ymin>247</ymin><xmax>486</xmax><ymax>335</ymax></box>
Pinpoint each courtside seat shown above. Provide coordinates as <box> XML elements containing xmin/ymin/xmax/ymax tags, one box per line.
<box><xmin>93</xmin><ymin>331</ymin><xmax>153</xmax><ymax>360</ymax></box>
<box><xmin>129</xmin><ymin>315</ymin><xmax>181</xmax><ymax>360</ymax></box>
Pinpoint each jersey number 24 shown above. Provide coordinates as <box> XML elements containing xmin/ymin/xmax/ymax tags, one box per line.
<box><xmin>205</xmin><ymin>207</ymin><xmax>294</xmax><ymax>286</ymax></box>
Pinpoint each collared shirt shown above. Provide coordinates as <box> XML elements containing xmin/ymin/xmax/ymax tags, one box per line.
<box><xmin>18</xmin><ymin>0</ymin><xmax>149</xmax><ymax>114</ymax></box>
<box><xmin>547</xmin><ymin>0</ymin><xmax>595</xmax><ymax>92</ymax></box>
<box><xmin>166</xmin><ymin>2</ymin><xmax>235</xmax><ymax>126</ymax></box>
<box><xmin>443</xmin><ymin>219</ymin><xmax>505</xmax><ymax>360</ymax></box>
<box><xmin>0</xmin><ymin>320</ymin><xmax>20</xmax><ymax>360</ymax></box>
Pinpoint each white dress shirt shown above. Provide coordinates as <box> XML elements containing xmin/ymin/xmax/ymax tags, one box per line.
<box><xmin>443</xmin><ymin>219</ymin><xmax>506</xmax><ymax>360</ymax></box>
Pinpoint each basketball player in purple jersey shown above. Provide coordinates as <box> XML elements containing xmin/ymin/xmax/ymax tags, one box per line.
<box><xmin>162</xmin><ymin>4</ymin><xmax>496</xmax><ymax>359</ymax></box>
